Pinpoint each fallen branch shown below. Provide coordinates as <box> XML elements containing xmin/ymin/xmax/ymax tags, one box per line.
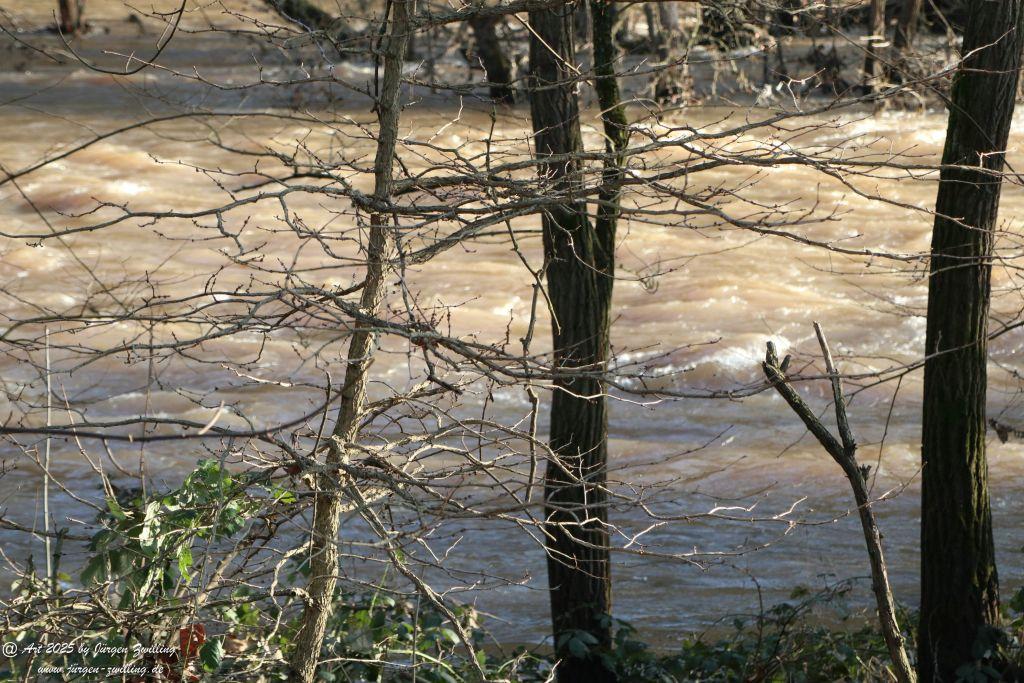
<box><xmin>762</xmin><ymin>323</ymin><xmax>916</xmax><ymax>683</ymax></box>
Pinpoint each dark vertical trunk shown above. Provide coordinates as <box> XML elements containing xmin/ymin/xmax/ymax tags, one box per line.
<box><xmin>58</xmin><ymin>0</ymin><xmax>81</xmax><ymax>34</ymax></box>
<box><xmin>862</xmin><ymin>0</ymin><xmax>886</xmax><ymax>90</ymax></box>
<box><xmin>656</xmin><ymin>2</ymin><xmax>680</xmax><ymax>57</ymax></box>
<box><xmin>528</xmin><ymin>2</ymin><xmax>615</xmax><ymax>681</ymax></box>
<box><xmin>919</xmin><ymin>1</ymin><xmax>1024</xmax><ymax>680</ymax></box>
<box><xmin>924</xmin><ymin>0</ymin><xmax>968</xmax><ymax>33</ymax></box>
<box><xmin>889</xmin><ymin>0</ymin><xmax>923</xmax><ymax>83</ymax></box>
<box><xmin>575</xmin><ymin>0</ymin><xmax>591</xmax><ymax>48</ymax></box>
<box><xmin>592</xmin><ymin>0</ymin><xmax>628</xmax><ymax>268</ymax></box>
<box><xmin>894</xmin><ymin>0</ymin><xmax>924</xmax><ymax>50</ymax></box>
<box><xmin>643</xmin><ymin>3</ymin><xmax>661</xmax><ymax>51</ymax></box>
<box><xmin>468</xmin><ymin>15</ymin><xmax>515</xmax><ymax>104</ymax></box>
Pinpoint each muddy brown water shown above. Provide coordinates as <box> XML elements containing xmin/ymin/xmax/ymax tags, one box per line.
<box><xmin>1</xmin><ymin>1</ymin><xmax>1023</xmax><ymax>647</ymax></box>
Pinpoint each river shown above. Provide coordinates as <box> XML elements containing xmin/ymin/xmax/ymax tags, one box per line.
<box><xmin>1</xmin><ymin>0</ymin><xmax>1023</xmax><ymax>648</ymax></box>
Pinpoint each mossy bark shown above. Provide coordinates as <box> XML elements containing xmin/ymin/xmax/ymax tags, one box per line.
<box><xmin>919</xmin><ymin>1</ymin><xmax>1024</xmax><ymax>680</ymax></box>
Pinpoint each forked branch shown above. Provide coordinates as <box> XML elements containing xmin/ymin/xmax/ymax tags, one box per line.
<box><xmin>762</xmin><ymin>323</ymin><xmax>916</xmax><ymax>683</ymax></box>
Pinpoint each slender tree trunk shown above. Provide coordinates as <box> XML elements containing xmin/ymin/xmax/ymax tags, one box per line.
<box><xmin>643</xmin><ymin>2</ymin><xmax>661</xmax><ymax>51</ymax></box>
<box><xmin>656</xmin><ymin>2</ymin><xmax>680</xmax><ymax>58</ymax></box>
<box><xmin>467</xmin><ymin>15</ymin><xmax>515</xmax><ymax>104</ymax></box>
<box><xmin>528</xmin><ymin>2</ymin><xmax>616</xmax><ymax>680</ymax></box>
<box><xmin>862</xmin><ymin>0</ymin><xmax>886</xmax><ymax>90</ymax></box>
<box><xmin>575</xmin><ymin>0</ymin><xmax>591</xmax><ymax>48</ymax></box>
<box><xmin>888</xmin><ymin>0</ymin><xmax>923</xmax><ymax>83</ymax></box>
<box><xmin>58</xmin><ymin>0</ymin><xmax>81</xmax><ymax>34</ymax></box>
<box><xmin>919</xmin><ymin>1</ymin><xmax>1024</xmax><ymax>680</ymax></box>
<box><xmin>287</xmin><ymin>2</ymin><xmax>412</xmax><ymax>681</ymax></box>
<box><xmin>894</xmin><ymin>0</ymin><xmax>923</xmax><ymax>51</ymax></box>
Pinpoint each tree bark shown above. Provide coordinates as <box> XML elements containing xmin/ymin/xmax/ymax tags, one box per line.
<box><xmin>862</xmin><ymin>0</ymin><xmax>886</xmax><ymax>90</ymax></box>
<box><xmin>528</xmin><ymin>2</ymin><xmax>616</xmax><ymax>680</ymax></box>
<box><xmin>287</xmin><ymin>2</ymin><xmax>412</xmax><ymax>681</ymax></box>
<box><xmin>919</xmin><ymin>1</ymin><xmax>1024</xmax><ymax>680</ymax></box>
<box><xmin>575</xmin><ymin>0</ymin><xmax>591</xmax><ymax>48</ymax></box>
<box><xmin>467</xmin><ymin>15</ymin><xmax>515</xmax><ymax>104</ymax></box>
<box><xmin>58</xmin><ymin>0</ymin><xmax>81</xmax><ymax>34</ymax></box>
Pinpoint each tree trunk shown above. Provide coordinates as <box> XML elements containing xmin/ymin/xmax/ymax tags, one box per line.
<box><xmin>919</xmin><ymin>1</ymin><xmax>1024</xmax><ymax>680</ymax></box>
<box><xmin>575</xmin><ymin>0</ymin><xmax>591</xmax><ymax>48</ymax></box>
<box><xmin>527</xmin><ymin>1</ymin><xmax>615</xmax><ymax>680</ymax></box>
<box><xmin>58</xmin><ymin>0</ymin><xmax>81</xmax><ymax>34</ymax></box>
<box><xmin>643</xmin><ymin>2</ymin><xmax>661</xmax><ymax>51</ymax></box>
<box><xmin>888</xmin><ymin>0</ymin><xmax>923</xmax><ymax>84</ymax></box>
<box><xmin>286</xmin><ymin>2</ymin><xmax>412</xmax><ymax>681</ymax></box>
<box><xmin>467</xmin><ymin>15</ymin><xmax>515</xmax><ymax>104</ymax></box>
<box><xmin>862</xmin><ymin>0</ymin><xmax>886</xmax><ymax>90</ymax></box>
<box><xmin>924</xmin><ymin>0</ymin><xmax>967</xmax><ymax>34</ymax></box>
<box><xmin>652</xmin><ymin>0</ymin><xmax>686</xmax><ymax>99</ymax></box>
<box><xmin>894</xmin><ymin>0</ymin><xmax>923</xmax><ymax>50</ymax></box>
<box><xmin>656</xmin><ymin>2</ymin><xmax>681</xmax><ymax>57</ymax></box>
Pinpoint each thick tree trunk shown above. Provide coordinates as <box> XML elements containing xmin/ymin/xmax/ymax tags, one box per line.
<box><xmin>58</xmin><ymin>0</ymin><xmax>81</xmax><ymax>34</ymax></box>
<box><xmin>286</xmin><ymin>2</ymin><xmax>411</xmax><ymax>681</ymax></box>
<box><xmin>528</xmin><ymin>2</ymin><xmax>616</xmax><ymax>681</ymax></box>
<box><xmin>919</xmin><ymin>1</ymin><xmax>1024</xmax><ymax>680</ymax></box>
<box><xmin>467</xmin><ymin>15</ymin><xmax>515</xmax><ymax>104</ymax></box>
<box><xmin>862</xmin><ymin>0</ymin><xmax>886</xmax><ymax>90</ymax></box>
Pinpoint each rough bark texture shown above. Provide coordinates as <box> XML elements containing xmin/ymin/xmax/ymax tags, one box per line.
<box><xmin>467</xmin><ymin>15</ymin><xmax>515</xmax><ymax>104</ymax></box>
<box><xmin>287</xmin><ymin>2</ymin><xmax>411</xmax><ymax>681</ymax></box>
<box><xmin>919</xmin><ymin>1</ymin><xmax>1024</xmax><ymax>680</ymax></box>
<box><xmin>528</xmin><ymin>2</ymin><xmax>616</xmax><ymax>680</ymax></box>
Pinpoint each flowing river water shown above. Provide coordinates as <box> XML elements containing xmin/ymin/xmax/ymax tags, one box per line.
<box><xmin>1</xmin><ymin>2</ymin><xmax>1024</xmax><ymax>647</ymax></box>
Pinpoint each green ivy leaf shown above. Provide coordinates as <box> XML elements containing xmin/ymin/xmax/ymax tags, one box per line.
<box><xmin>81</xmin><ymin>554</ymin><xmax>107</xmax><ymax>584</ymax></box>
<box><xmin>199</xmin><ymin>638</ymin><xmax>224</xmax><ymax>672</ymax></box>
<box><xmin>106</xmin><ymin>497</ymin><xmax>127</xmax><ymax>521</ymax></box>
<box><xmin>178</xmin><ymin>546</ymin><xmax>193</xmax><ymax>582</ymax></box>
<box><xmin>567</xmin><ymin>636</ymin><xmax>589</xmax><ymax>659</ymax></box>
